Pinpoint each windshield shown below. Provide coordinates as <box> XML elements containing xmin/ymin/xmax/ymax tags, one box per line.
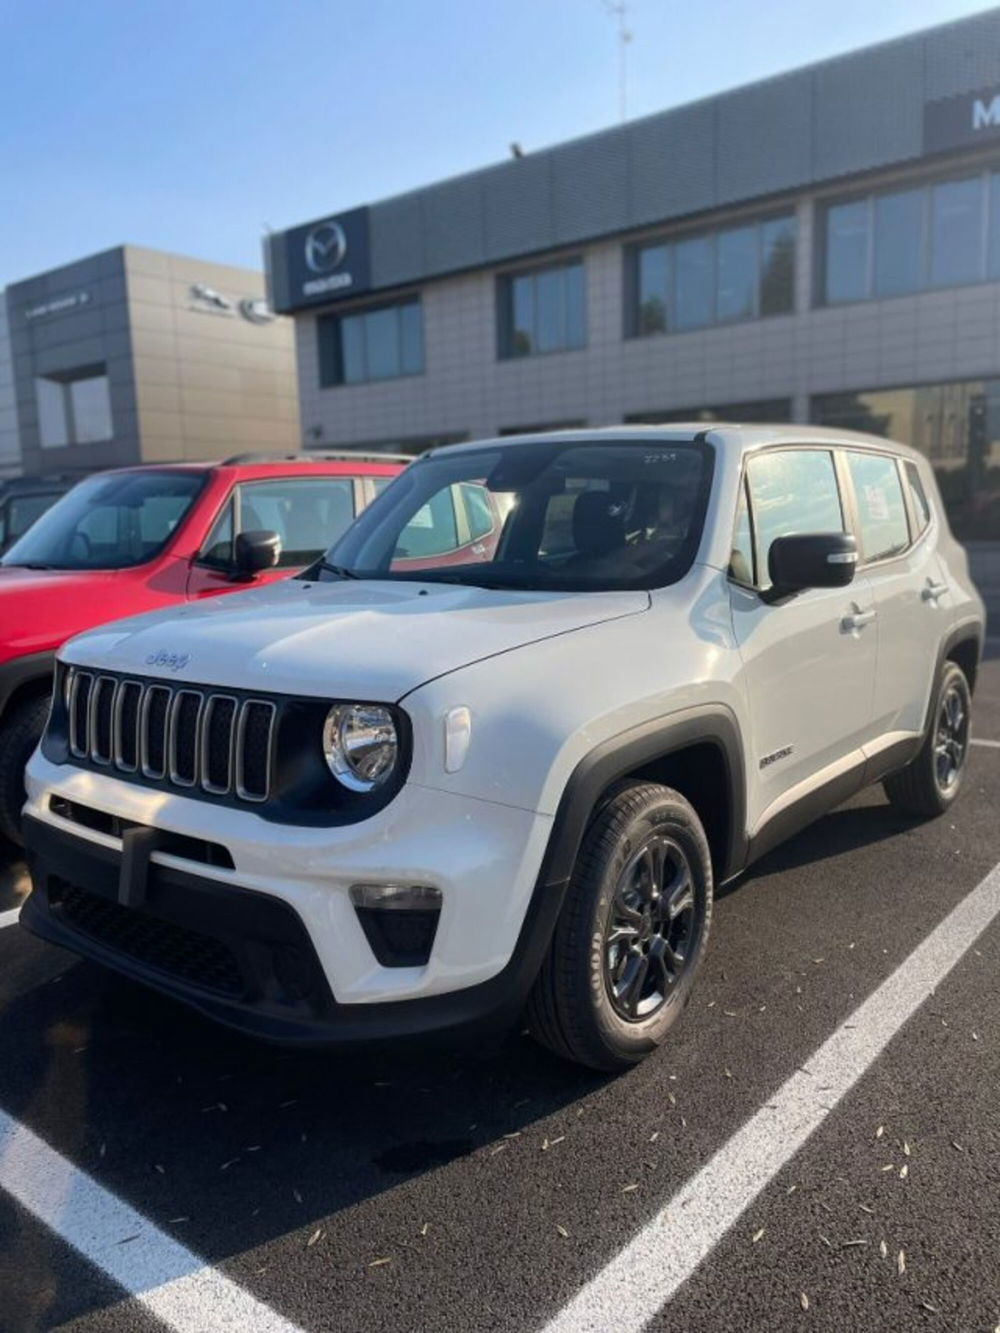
<box><xmin>310</xmin><ymin>438</ymin><xmax>713</xmax><ymax>591</ymax></box>
<box><xmin>1</xmin><ymin>470</ymin><xmax>205</xmax><ymax>571</ymax></box>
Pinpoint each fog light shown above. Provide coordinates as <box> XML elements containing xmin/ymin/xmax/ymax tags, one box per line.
<box><xmin>350</xmin><ymin>883</ymin><xmax>442</xmax><ymax>967</ymax></box>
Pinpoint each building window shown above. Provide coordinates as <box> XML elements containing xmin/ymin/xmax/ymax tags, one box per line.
<box><xmin>810</xmin><ymin>380</ymin><xmax>1000</xmax><ymax>540</ymax></box>
<box><xmin>625</xmin><ymin>398</ymin><xmax>792</xmax><ymax>425</ymax></box>
<box><xmin>822</xmin><ymin>168</ymin><xmax>1000</xmax><ymax>304</ymax></box>
<box><xmin>34</xmin><ymin>366</ymin><xmax>113</xmax><ymax>448</ymax></box>
<box><xmin>498</xmin><ymin>260</ymin><xmax>586</xmax><ymax>358</ymax></box>
<box><xmin>317</xmin><ymin>298</ymin><xmax>423</xmax><ymax>387</ymax></box>
<box><xmin>628</xmin><ymin>213</ymin><xmax>796</xmax><ymax>337</ymax></box>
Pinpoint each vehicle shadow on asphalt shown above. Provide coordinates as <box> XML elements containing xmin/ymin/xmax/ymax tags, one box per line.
<box><xmin>0</xmin><ymin>833</ymin><xmax>28</xmax><ymax>913</ymax></box>
<box><xmin>720</xmin><ymin>795</ymin><xmax>919</xmax><ymax>897</ymax></box>
<box><xmin>0</xmin><ymin>925</ymin><xmax>611</xmax><ymax>1328</ymax></box>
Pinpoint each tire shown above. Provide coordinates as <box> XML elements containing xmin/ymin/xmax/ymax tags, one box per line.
<box><xmin>884</xmin><ymin>661</ymin><xmax>972</xmax><ymax>820</ymax></box>
<box><xmin>526</xmin><ymin>781</ymin><xmax>713</xmax><ymax>1072</ymax></box>
<box><xmin>0</xmin><ymin>693</ymin><xmax>51</xmax><ymax>846</ymax></box>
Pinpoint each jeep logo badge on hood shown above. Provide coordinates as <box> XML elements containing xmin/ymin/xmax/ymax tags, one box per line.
<box><xmin>146</xmin><ymin>650</ymin><xmax>190</xmax><ymax>672</ymax></box>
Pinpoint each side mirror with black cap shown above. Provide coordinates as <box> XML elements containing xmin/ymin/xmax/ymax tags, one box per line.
<box><xmin>234</xmin><ymin>529</ymin><xmax>281</xmax><ymax>580</ymax></box>
<box><xmin>764</xmin><ymin>532</ymin><xmax>858</xmax><ymax>602</ymax></box>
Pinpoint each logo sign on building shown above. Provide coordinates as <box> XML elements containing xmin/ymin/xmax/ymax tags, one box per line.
<box><xmin>924</xmin><ymin>85</ymin><xmax>1000</xmax><ymax>154</ymax></box>
<box><xmin>281</xmin><ymin>207</ymin><xmax>371</xmax><ymax>310</ymax></box>
<box><xmin>23</xmin><ymin>291</ymin><xmax>91</xmax><ymax>321</ymax></box>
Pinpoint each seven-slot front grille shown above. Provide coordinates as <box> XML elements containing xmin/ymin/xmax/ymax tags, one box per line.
<box><xmin>66</xmin><ymin>669</ymin><xmax>276</xmax><ymax>803</ymax></box>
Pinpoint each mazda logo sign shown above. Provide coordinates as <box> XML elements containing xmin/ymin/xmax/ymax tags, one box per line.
<box><xmin>304</xmin><ymin>221</ymin><xmax>348</xmax><ymax>274</ymax></box>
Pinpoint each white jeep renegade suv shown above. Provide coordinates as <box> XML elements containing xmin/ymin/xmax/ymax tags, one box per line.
<box><xmin>20</xmin><ymin>427</ymin><xmax>985</xmax><ymax>1070</ymax></box>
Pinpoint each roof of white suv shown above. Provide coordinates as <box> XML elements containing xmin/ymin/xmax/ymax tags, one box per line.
<box><xmin>425</xmin><ymin>423</ymin><xmax>923</xmax><ymax>464</ymax></box>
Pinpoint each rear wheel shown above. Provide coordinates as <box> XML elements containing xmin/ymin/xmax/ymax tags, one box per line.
<box><xmin>0</xmin><ymin>693</ymin><xmax>51</xmax><ymax>846</ymax></box>
<box><xmin>884</xmin><ymin>661</ymin><xmax>972</xmax><ymax>819</ymax></box>
<box><xmin>526</xmin><ymin>782</ymin><xmax>713</xmax><ymax>1072</ymax></box>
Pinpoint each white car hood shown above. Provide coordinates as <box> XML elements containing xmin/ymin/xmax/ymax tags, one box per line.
<box><xmin>63</xmin><ymin>578</ymin><xmax>650</xmax><ymax>701</ymax></box>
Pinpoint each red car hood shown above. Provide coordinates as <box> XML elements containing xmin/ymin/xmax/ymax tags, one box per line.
<box><xmin>0</xmin><ymin>566</ymin><xmax>125</xmax><ymax>662</ymax></box>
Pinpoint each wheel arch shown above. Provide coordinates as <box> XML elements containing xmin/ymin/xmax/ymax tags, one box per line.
<box><xmin>0</xmin><ymin>652</ymin><xmax>56</xmax><ymax>729</ymax></box>
<box><xmin>541</xmin><ymin>705</ymin><xmax>748</xmax><ymax>893</ymax></box>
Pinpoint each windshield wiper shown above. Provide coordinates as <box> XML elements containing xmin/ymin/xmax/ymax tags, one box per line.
<box><xmin>313</xmin><ymin>559</ymin><xmax>361</xmax><ymax>580</ymax></box>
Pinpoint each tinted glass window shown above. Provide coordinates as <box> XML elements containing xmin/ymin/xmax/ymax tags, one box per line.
<box><xmin>874</xmin><ymin>189</ymin><xmax>924</xmax><ymax>297</ymax></box>
<box><xmin>810</xmin><ymin>379</ymin><xmax>1000</xmax><ymax>541</ymax></box>
<box><xmin>826</xmin><ymin>200</ymin><xmax>870</xmax><ymax>303</ymax></box>
<box><xmin>35</xmin><ymin>377</ymin><xmax>68</xmax><ymax>448</ymax></box>
<box><xmin>636</xmin><ymin>245</ymin><xmax>670</xmax><ymax>334</ymax></box>
<box><xmin>394</xmin><ymin>486</ymin><xmax>459</xmax><ymax>559</ymax></box>
<box><xmin>930</xmin><ymin>178</ymin><xmax>983</xmax><ymax>288</ymax></box>
<box><xmin>759</xmin><ymin>215</ymin><xmax>796</xmax><ymax>314</ymax></box>
<box><xmin>905</xmin><ymin>461</ymin><xmax>932</xmax><ymax>532</ymax></box>
<box><xmin>501</xmin><ymin>262</ymin><xmax>586</xmax><ymax>357</ymax></box>
<box><xmin>69</xmin><ymin>373</ymin><xmax>113</xmax><ymax>442</ymax></box>
<box><xmin>846</xmin><ymin>452</ymin><xmax>910</xmax><ymax>562</ymax></box>
<box><xmin>318</xmin><ymin>301</ymin><xmax>424</xmax><ymax>386</ymax></box>
<box><xmin>673</xmin><ymin>236</ymin><xmax>713</xmax><ymax>330</ymax></box>
<box><xmin>239</xmin><ymin>478</ymin><xmax>356</xmax><ymax>567</ymax></box>
<box><xmin>716</xmin><ymin>226</ymin><xmax>757</xmax><ymax>322</ymax></box>
<box><xmin>461</xmin><ymin>483</ymin><xmax>495</xmax><ymax>540</ymax></box>
<box><xmin>199</xmin><ymin>498</ymin><xmax>235</xmax><ymax>567</ymax></box>
<box><xmin>326</xmin><ymin>440</ymin><xmax>713</xmax><ymax>592</ymax></box>
<box><xmin>8</xmin><ymin>493</ymin><xmax>58</xmax><ymax>541</ymax></box>
<box><xmin>729</xmin><ymin>480</ymin><xmax>755</xmax><ymax>585</ymax></box>
<box><xmin>2</xmin><ymin>472</ymin><xmax>204</xmax><ymax>570</ymax></box>
<box><xmin>747</xmin><ymin>449</ymin><xmax>844</xmax><ymax>586</ymax></box>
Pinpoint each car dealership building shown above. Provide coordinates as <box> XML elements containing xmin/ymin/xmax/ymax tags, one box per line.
<box><xmin>2</xmin><ymin>246</ymin><xmax>300</xmax><ymax>480</ymax></box>
<box><xmin>267</xmin><ymin>8</ymin><xmax>1000</xmax><ymax>538</ymax></box>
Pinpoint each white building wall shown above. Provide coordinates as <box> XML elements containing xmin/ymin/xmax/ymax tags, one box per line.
<box><xmin>0</xmin><ymin>294</ymin><xmax>20</xmax><ymax>478</ymax></box>
<box><xmin>294</xmin><ymin>194</ymin><xmax>1000</xmax><ymax>449</ymax></box>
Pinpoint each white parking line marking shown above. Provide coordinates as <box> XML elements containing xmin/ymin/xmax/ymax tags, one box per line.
<box><xmin>972</xmin><ymin>737</ymin><xmax>1000</xmax><ymax>749</ymax></box>
<box><xmin>542</xmin><ymin>859</ymin><xmax>1000</xmax><ymax>1333</ymax></box>
<box><xmin>0</xmin><ymin>1111</ymin><xmax>304</xmax><ymax>1333</ymax></box>
<box><xmin>0</xmin><ymin>908</ymin><xmax>21</xmax><ymax>931</ymax></box>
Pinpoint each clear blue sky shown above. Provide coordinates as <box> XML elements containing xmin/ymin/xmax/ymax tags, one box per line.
<box><xmin>0</xmin><ymin>0</ymin><xmax>994</xmax><ymax>284</ymax></box>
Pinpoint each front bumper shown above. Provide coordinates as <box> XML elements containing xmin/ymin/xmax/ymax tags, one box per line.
<box><xmin>20</xmin><ymin>757</ymin><xmax>564</xmax><ymax>1046</ymax></box>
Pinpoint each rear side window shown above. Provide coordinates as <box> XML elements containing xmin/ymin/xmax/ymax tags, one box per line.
<box><xmin>845</xmin><ymin>452</ymin><xmax>910</xmax><ymax>562</ymax></box>
<box><xmin>904</xmin><ymin>461</ymin><xmax>932</xmax><ymax>534</ymax></box>
<box><xmin>745</xmin><ymin>448</ymin><xmax>844</xmax><ymax>587</ymax></box>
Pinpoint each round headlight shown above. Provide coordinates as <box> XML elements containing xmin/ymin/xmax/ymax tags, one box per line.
<box><xmin>323</xmin><ymin>704</ymin><xmax>399</xmax><ymax>792</ymax></box>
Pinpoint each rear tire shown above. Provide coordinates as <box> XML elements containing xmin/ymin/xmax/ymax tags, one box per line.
<box><xmin>883</xmin><ymin>661</ymin><xmax>971</xmax><ymax>819</ymax></box>
<box><xmin>526</xmin><ymin>781</ymin><xmax>713</xmax><ymax>1072</ymax></box>
<box><xmin>0</xmin><ymin>693</ymin><xmax>51</xmax><ymax>846</ymax></box>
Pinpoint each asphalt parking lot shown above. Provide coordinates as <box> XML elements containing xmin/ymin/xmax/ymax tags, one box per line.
<box><xmin>1</xmin><ymin>635</ymin><xmax>998</xmax><ymax>1332</ymax></box>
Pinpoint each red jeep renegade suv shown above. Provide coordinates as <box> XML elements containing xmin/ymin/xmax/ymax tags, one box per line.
<box><xmin>0</xmin><ymin>451</ymin><xmax>406</xmax><ymax>843</ymax></box>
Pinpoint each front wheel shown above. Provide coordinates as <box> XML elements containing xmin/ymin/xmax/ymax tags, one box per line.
<box><xmin>0</xmin><ymin>693</ymin><xmax>51</xmax><ymax>846</ymax></box>
<box><xmin>526</xmin><ymin>782</ymin><xmax>713</xmax><ymax>1072</ymax></box>
<box><xmin>884</xmin><ymin>661</ymin><xmax>972</xmax><ymax>819</ymax></box>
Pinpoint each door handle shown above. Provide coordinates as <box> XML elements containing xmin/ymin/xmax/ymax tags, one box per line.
<box><xmin>922</xmin><ymin>579</ymin><xmax>949</xmax><ymax>602</ymax></box>
<box><xmin>842</xmin><ymin>606</ymin><xmax>877</xmax><ymax>631</ymax></box>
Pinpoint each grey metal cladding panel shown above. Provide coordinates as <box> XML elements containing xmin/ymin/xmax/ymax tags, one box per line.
<box><xmin>370</xmin><ymin>193</ymin><xmax>426</xmax><ymax>289</ymax></box>
<box><xmin>483</xmin><ymin>154</ymin><xmax>554</xmax><ymax>262</ymax></box>
<box><xmin>924</xmin><ymin>10</ymin><xmax>1000</xmax><ymax>100</ymax></box>
<box><xmin>422</xmin><ymin>173</ymin><xmax>486</xmax><ymax>272</ymax></box>
<box><xmin>627</xmin><ymin>100</ymin><xmax>717</xmax><ymax>228</ymax></box>
<box><xmin>714</xmin><ymin>70</ymin><xmax>812</xmax><ymax>205</ymax></box>
<box><xmin>27</xmin><ymin>310</ymin><xmax>109</xmax><ymax>352</ymax></box>
<box><xmin>551</xmin><ymin>127</ymin><xmax>631</xmax><ymax>242</ymax></box>
<box><xmin>264</xmin><ymin>232</ymin><xmax>290</xmax><ymax>312</ymax></box>
<box><xmin>813</xmin><ymin>36</ymin><xmax>925</xmax><ymax>179</ymax></box>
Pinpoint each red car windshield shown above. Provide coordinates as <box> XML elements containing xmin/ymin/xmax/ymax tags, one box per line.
<box><xmin>1</xmin><ymin>471</ymin><xmax>205</xmax><ymax>571</ymax></box>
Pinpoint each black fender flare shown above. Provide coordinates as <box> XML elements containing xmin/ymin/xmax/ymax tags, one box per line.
<box><xmin>539</xmin><ymin>703</ymin><xmax>749</xmax><ymax>894</ymax></box>
<box><xmin>0</xmin><ymin>651</ymin><xmax>55</xmax><ymax>727</ymax></box>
